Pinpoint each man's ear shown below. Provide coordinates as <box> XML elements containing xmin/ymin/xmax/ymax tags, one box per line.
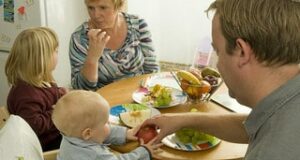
<box><xmin>81</xmin><ymin>128</ymin><xmax>92</xmax><ymax>140</ymax></box>
<box><xmin>235</xmin><ymin>38</ymin><xmax>253</xmax><ymax>67</ymax></box>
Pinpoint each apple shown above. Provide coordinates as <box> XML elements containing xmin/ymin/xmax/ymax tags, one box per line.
<box><xmin>136</xmin><ymin>125</ymin><xmax>158</xmax><ymax>143</ymax></box>
<box><xmin>180</xmin><ymin>79</ymin><xmax>190</xmax><ymax>90</ymax></box>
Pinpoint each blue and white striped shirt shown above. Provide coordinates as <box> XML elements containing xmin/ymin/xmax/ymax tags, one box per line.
<box><xmin>69</xmin><ymin>13</ymin><xmax>159</xmax><ymax>90</ymax></box>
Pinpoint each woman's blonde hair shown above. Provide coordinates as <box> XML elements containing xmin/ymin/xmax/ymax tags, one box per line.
<box><xmin>85</xmin><ymin>0</ymin><xmax>125</xmax><ymax>10</ymax></box>
<box><xmin>207</xmin><ymin>0</ymin><xmax>300</xmax><ymax>66</ymax></box>
<box><xmin>5</xmin><ymin>27</ymin><xmax>59</xmax><ymax>87</ymax></box>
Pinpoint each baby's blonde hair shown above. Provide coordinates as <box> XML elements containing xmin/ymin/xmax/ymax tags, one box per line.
<box><xmin>52</xmin><ymin>90</ymin><xmax>109</xmax><ymax>137</ymax></box>
<box><xmin>5</xmin><ymin>27</ymin><xmax>59</xmax><ymax>88</ymax></box>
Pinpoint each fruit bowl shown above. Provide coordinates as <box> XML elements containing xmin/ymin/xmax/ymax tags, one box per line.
<box><xmin>179</xmin><ymin>79</ymin><xmax>222</xmax><ymax>101</ymax></box>
<box><xmin>180</xmin><ymin>80</ymin><xmax>211</xmax><ymax>100</ymax></box>
<box><xmin>176</xmin><ymin>67</ymin><xmax>222</xmax><ymax>102</ymax></box>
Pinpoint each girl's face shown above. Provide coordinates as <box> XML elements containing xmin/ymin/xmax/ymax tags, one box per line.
<box><xmin>51</xmin><ymin>47</ymin><xmax>58</xmax><ymax>71</ymax></box>
<box><xmin>86</xmin><ymin>0</ymin><xmax>118</xmax><ymax>29</ymax></box>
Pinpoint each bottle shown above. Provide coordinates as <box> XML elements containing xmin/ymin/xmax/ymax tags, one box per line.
<box><xmin>192</xmin><ymin>37</ymin><xmax>213</xmax><ymax>69</ymax></box>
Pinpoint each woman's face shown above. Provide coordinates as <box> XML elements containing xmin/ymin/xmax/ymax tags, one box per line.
<box><xmin>86</xmin><ymin>0</ymin><xmax>118</xmax><ymax>29</ymax></box>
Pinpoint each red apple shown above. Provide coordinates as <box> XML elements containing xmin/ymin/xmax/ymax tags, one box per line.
<box><xmin>136</xmin><ymin>125</ymin><xmax>158</xmax><ymax>143</ymax></box>
<box><xmin>180</xmin><ymin>79</ymin><xmax>190</xmax><ymax>90</ymax></box>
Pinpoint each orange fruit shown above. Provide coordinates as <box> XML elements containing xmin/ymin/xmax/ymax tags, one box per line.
<box><xmin>198</xmin><ymin>80</ymin><xmax>211</xmax><ymax>94</ymax></box>
<box><xmin>180</xmin><ymin>79</ymin><xmax>190</xmax><ymax>90</ymax></box>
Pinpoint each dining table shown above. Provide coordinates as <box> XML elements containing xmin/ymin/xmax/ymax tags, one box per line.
<box><xmin>96</xmin><ymin>73</ymin><xmax>248</xmax><ymax>160</ymax></box>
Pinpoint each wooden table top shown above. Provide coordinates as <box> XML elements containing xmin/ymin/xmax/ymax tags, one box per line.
<box><xmin>97</xmin><ymin>74</ymin><xmax>248</xmax><ymax>160</ymax></box>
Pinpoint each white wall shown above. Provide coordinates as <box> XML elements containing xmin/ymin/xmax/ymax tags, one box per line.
<box><xmin>128</xmin><ymin>0</ymin><xmax>215</xmax><ymax>65</ymax></box>
<box><xmin>0</xmin><ymin>0</ymin><xmax>215</xmax><ymax>105</ymax></box>
<box><xmin>45</xmin><ymin>0</ymin><xmax>88</xmax><ymax>88</ymax></box>
<box><xmin>0</xmin><ymin>0</ymin><xmax>88</xmax><ymax>106</ymax></box>
<box><xmin>0</xmin><ymin>52</ymin><xmax>10</xmax><ymax>106</ymax></box>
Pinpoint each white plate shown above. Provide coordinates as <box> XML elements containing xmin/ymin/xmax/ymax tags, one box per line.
<box><xmin>162</xmin><ymin>133</ymin><xmax>221</xmax><ymax>151</ymax></box>
<box><xmin>109</xmin><ymin>104</ymin><xmax>160</xmax><ymax>127</ymax></box>
<box><xmin>145</xmin><ymin>72</ymin><xmax>182</xmax><ymax>90</ymax></box>
<box><xmin>132</xmin><ymin>87</ymin><xmax>187</xmax><ymax>108</ymax></box>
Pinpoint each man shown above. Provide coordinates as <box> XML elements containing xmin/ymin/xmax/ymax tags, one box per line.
<box><xmin>142</xmin><ymin>0</ymin><xmax>300</xmax><ymax>159</ymax></box>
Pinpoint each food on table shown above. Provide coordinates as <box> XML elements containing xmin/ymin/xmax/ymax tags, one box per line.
<box><xmin>176</xmin><ymin>67</ymin><xmax>222</xmax><ymax>100</ymax></box>
<box><xmin>142</xmin><ymin>84</ymin><xmax>172</xmax><ymax>107</ymax></box>
<box><xmin>123</xmin><ymin>103</ymin><xmax>148</xmax><ymax>110</ymax></box>
<box><xmin>203</xmin><ymin>75</ymin><xmax>219</xmax><ymax>86</ymax></box>
<box><xmin>119</xmin><ymin>109</ymin><xmax>151</xmax><ymax>128</ymax></box>
<box><xmin>136</xmin><ymin>125</ymin><xmax>158</xmax><ymax>143</ymax></box>
<box><xmin>175</xmin><ymin>128</ymin><xmax>217</xmax><ymax>145</ymax></box>
<box><xmin>190</xmin><ymin>108</ymin><xmax>198</xmax><ymax>112</ymax></box>
<box><xmin>176</xmin><ymin>70</ymin><xmax>201</xmax><ymax>85</ymax></box>
<box><xmin>175</xmin><ymin>106</ymin><xmax>217</xmax><ymax>145</ymax></box>
<box><xmin>188</xmin><ymin>68</ymin><xmax>203</xmax><ymax>83</ymax></box>
<box><xmin>201</xmin><ymin>67</ymin><xmax>221</xmax><ymax>78</ymax></box>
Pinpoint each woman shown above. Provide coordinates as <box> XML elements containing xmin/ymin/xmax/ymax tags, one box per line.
<box><xmin>70</xmin><ymin>0</ymin><xmax>160</xmax><ymax>90</ymax></box>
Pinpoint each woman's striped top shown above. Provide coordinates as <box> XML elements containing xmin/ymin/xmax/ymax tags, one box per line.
<box><xmin>69</xmin><ymin>13</ymin><xmax>160</xmax><ymax>90</ymax></box>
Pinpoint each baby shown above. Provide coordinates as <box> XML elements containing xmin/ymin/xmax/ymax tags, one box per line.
<box><xmin>52</xmin><ymin>90</ymin><xmax>162</xmax><ymax>160</ymax></box>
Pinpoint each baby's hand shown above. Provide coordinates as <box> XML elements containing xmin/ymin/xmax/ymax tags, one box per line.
<box><xmin>126</xmin><ymin>125</ymin><xmax>141</xmax><ymax>141</ymax></box>
<box><xmin>140</xmin><ymin>137</ymin><xmax>163</xmax><ymax>158</ymax></box>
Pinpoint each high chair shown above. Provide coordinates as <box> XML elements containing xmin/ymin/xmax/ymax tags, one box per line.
<box><xmin>1</xmin><ymin>106</ymin><xmax>55</xmax><ymax>159</ymax></box>
<box><xmin>43</xmin><ymin>149</ymin><xmax>59</xmax><ymax>160</ymax></box>
<box><xmin>0</xmin><ymin>106</ymin><xmax>10</xmax><ymax>129</ymax></box>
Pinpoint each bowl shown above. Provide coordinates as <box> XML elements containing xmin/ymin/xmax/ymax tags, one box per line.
<box><xmin>179</xmin><ymin>78</ymin><xmax>222</xmax><ymax>102</ymax></box>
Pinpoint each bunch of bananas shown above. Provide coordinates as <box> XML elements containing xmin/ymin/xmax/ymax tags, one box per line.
<box><xmin>176</xmin><ymin>67</ymin><xmax>221</xmax><ymax>100</ymax></box>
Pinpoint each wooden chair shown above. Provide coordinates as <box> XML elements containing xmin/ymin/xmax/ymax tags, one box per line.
<box><xmin>0</xmin><ymin>106</ymin><xmax>10</xmax><ymax>129</ymax></box>
<box><xmin>43</xmin><ymin>149</ymin><xmax>59</xmax><ymax>160</ymax></box>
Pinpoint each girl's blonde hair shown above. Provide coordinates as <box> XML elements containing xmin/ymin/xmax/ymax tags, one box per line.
<box><xmin>5</xmin><ymin>27</ymin><xmax>59</xmax><ymax>88</ymax></box>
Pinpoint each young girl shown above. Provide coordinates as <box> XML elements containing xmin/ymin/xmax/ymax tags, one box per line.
<box><xmin>5</xmin><ymin>27</ymin><xmax>67</xmax><ymax>151</ymax></box>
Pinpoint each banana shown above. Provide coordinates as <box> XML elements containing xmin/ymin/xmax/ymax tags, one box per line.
<box><xmin>176</xmin><ymin>70</ymin><xmax>201</xmax><ymax>85</ymax></box>
<box><xmin>201</xmin><ymin>67</ymin><xmax>221</xmax><ymax>78</ymax></box>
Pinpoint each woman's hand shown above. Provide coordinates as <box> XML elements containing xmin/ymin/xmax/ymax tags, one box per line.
<box><xmin>87</xmin><ymin>29</ymin><xmax>110</xmax><ymax>60</ymax></box>
<box><xmin>81</xmin><ymin>28</ymin><xmax>110</xmax><ymax>82</ymax></box>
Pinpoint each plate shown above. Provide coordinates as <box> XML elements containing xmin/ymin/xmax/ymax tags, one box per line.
<box><xmin>132</xmin><ymin>87</ymin><xmax>187</xmax><ymax>108</ymax></box>
<box><xmin>162</xmin><ymin>133</ymin><xmax>221</xmax><ymax>151</ymax></box>
<box><xmin>144</xmin><ymin>72</ymin><xmax>182</xmax><ymax>90</ymax></box>
<box><xmin>109</xmin><ymin>104</ymin><xmax>160</xmax><ymax>127</ymax></box>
